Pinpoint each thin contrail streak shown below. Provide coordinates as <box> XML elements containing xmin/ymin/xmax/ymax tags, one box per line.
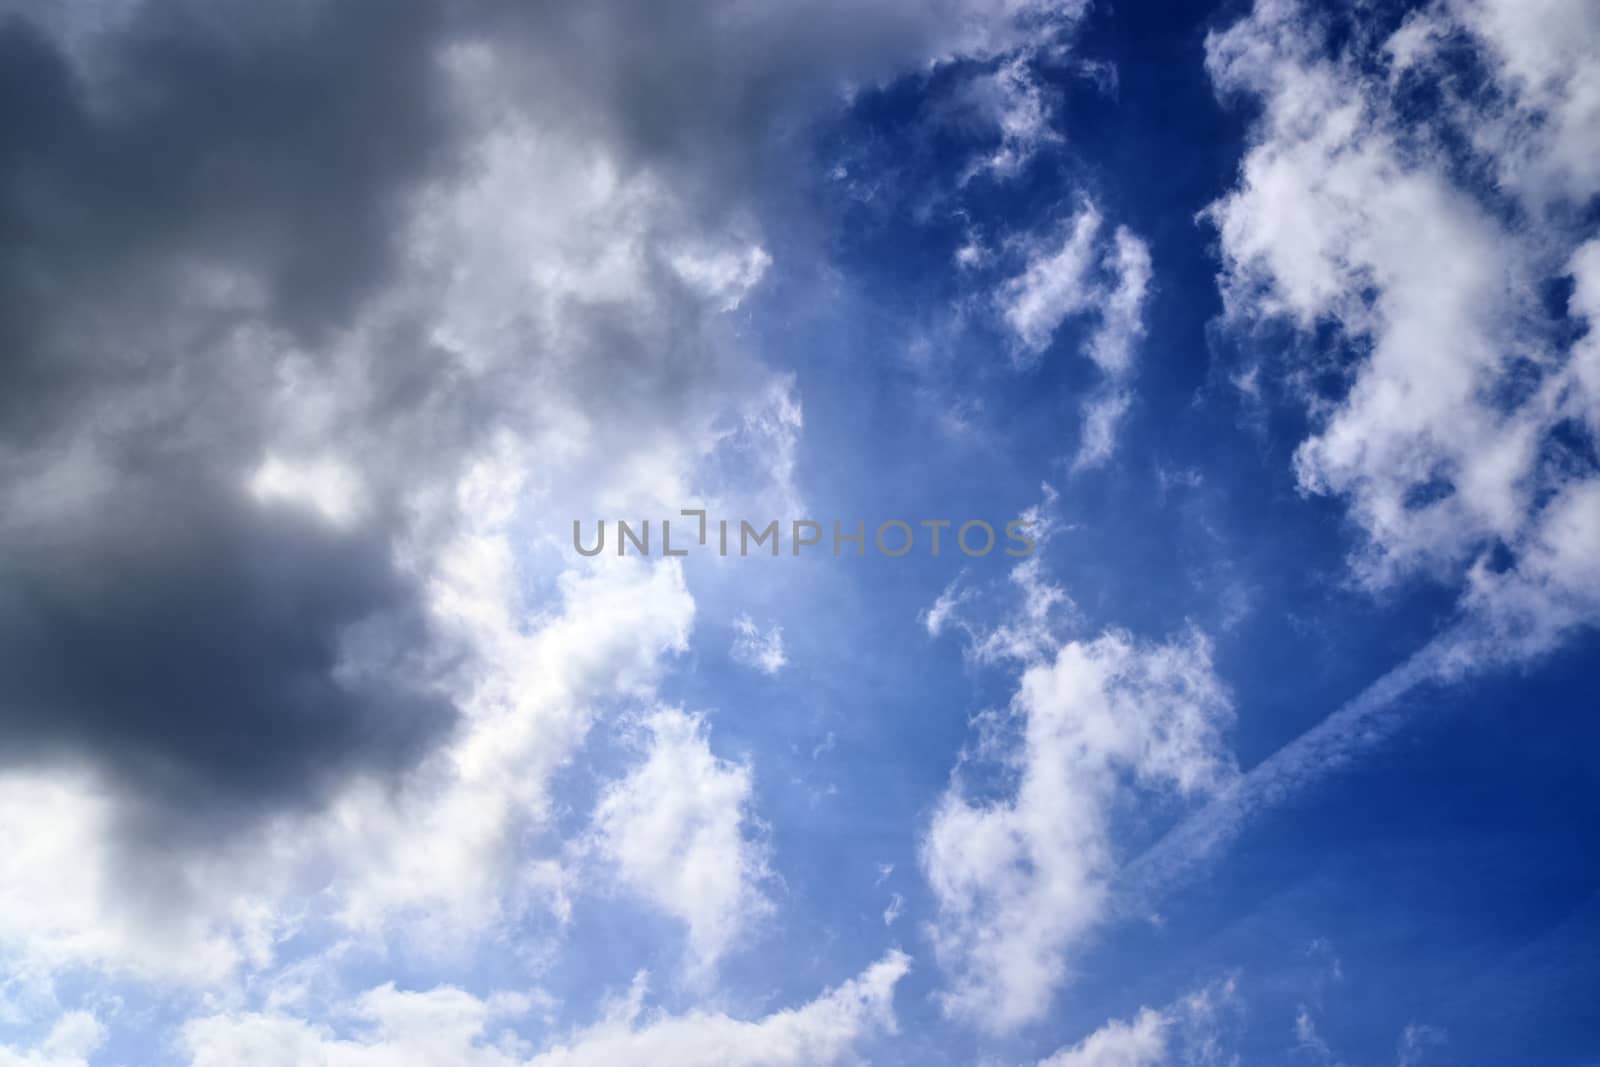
<box><xmin>1116</xmin><ymin>629</ymin><xmax>1469</xmax><ymax>909</ymax></box>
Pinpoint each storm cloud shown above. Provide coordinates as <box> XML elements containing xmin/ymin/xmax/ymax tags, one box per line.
<box><xmin>0</xmin><ymin>0</ymin><xmax>1077</xmax><ymax>865</ymax></box>
<box><xmin>0</xmin><ymin>0</ymin><xmax>472</xmax><ymax>830</ymax></box>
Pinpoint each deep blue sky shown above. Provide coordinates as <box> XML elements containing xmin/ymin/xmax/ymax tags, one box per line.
<box><xmin>0</xmin><ymin>1</ymin><xmax>1596</xmax><ymax>1065</ymax></box>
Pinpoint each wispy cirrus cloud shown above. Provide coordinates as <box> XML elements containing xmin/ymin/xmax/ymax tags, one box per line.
<box><xmin>996</xmin><ymin>203</ymin><xmax>1153</xmax><ymax>468</ymax></box>
<box><xmin>730</xmin><ymin>615</ymin><xmax>789</xmax><ymax>675</ymax></box>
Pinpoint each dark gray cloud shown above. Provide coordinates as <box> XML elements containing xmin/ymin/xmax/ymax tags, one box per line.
<box><xmin>0</xmin><ymin>0</ymin><xmax>465</xmax><ymax>832</ymax></box>
<box><xmin>0</xmin><ymin>0</ymin><xmax>778</xmax><ymax>839</ymax></box>
<box><xmin>0</xmin><ymin>0</ymin><xmax>1068</xmax><ymax>847</ymax></box>
<box><xmin>0</xmin><ymin>477</ymin><xmax>454</xmax><ymax>820</ymax></box>
<box><xmin>0</xmin><ymin>0</ymin><xmax>453</xmax><ymax>338</ymax></box>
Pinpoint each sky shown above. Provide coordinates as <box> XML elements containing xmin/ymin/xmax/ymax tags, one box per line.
<box><xmin>0</xmin><ymin>0</ymin><xmax>1597</xmax><ymax>1065</ymax></box>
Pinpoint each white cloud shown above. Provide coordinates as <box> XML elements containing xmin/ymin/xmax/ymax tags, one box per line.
<box><xmin>1205</xmin><ymin>0</ymin><xmax>1600</xmax><ymax>654</ymax></box>
<box><xmin>327</xmin><ymin>555</ymin><xmax>699</xmax><ymax>939</ymax></box>
<box><xmin>186</xmin><ymin>983</ymin><xmax>531</xmax><ymax>1067</ymax></box>
<box><xmin>969</xmin><ymin>549</ymin><xmax>1075</xmax><ymax>665</ymax></box>
<box><xmin>1396</xmin><ymin>1022</ymin><xmax>1446</xmax><ymax>1067</ymax></box>
<box><xmin>0</xmin><ymin>769</ymin><xmax>283</xmax><ymax>984</ymax></box>
<box><xmin>923</xmin><ymin>628</ymin><xmax>1234</xmax><ymax>1030</ymax></box>
<box><xmin>1121</xmin><ymin>628</ymin><xmax>1454</xmax><ymax>908</ymax></box>
<box><xmin>1075</xmin><ymin>388</ymin><xmax>1134</xmax><ymax>473</ymax></box>
<box><xmin>928</xmin><ymin>486</ymin><xmax>1073</xmax><ymax>666</ymax></box>
<box><xmin>963</xmin><ymin>53</ymin><xmax>1061</xmax><ymax>181</ymax></box>
<box><xmin>1087</xmin><ymin>227</ymin><xmax>1155</xmax><ymax>379</ymax></box>
<box><xmin>590</xmin><ymin>709</ymin><xmax>773</xmax><ymax>975</ymax></box>
<box><xmin>1074</xmin><ymin>228</ymin><xmax>1153</xmax><ymax>470</ymax></box>
<box><xmin>1000</xmin><ymin>205</ymin><xmax>1106</xmax><ymax>354</ymax></box>
<box><xmin>671</xmin><ymin>244</ymin><xmax>773</xmax><ymax>312</ymax></box>
<box><xmin>0</xmin><ymin>7</ymin><xmax>767</xmax><ymax>983</ymax></box>
<box><xmin>1038</xmin><ymin>1009</ymin><xmax>1167</xmax><ymax>1067</ymax></box>
<box><xmin>0</xmin><ymin>555</ymin><xmax>697</xmax><ymax>983</ymax></box>
<box><xmin>1036</xmin><ymin>977</ymin><xmax>1241</xmax><ymax>1067</ymax></box>
<box><xmin>1123</xmin><ymin>1</ymin><xmax>1600</xmax><ymax>904</ymax></box>
<box><xmin>1293</xmin><ymin>1008</ymin><xmax>1343</xmax><ymax>1066</ymax></box>
<box><xmin>182</xmin><ymin>954</ymin><xmax>910</xmax><ymax>1067</ymax></box>
<box><xmin>248</xmin><ymin>453</ymin><xmax>368</xmax><ymax>528</ymax></box>
<box><xmin>1391</xmin><ymin>0</ymin><xmax>1600</xmax><ymax>212</ymax></box>
<box><xmin>1461</xmin><ymin>476</ymin><xmax>1600</xmax><ymax>662</ymax></box>
<box><xmin>997</xmin><ymin>204</ymin><xmax>1153</xmax><ymax>467</ymax></box>
<box><xmin>923</xmin><ymin>575</ymin><xmax>975</xmax><ymax>639</ymax></box>
<box><xmin>1285</xmin><ymin>1004</ymin><xmax>1443</xmax><ymax>1067</ymax></box>
<box><xmin>730</xmin><ymin>615</ymin><xmax>789</xmax><ymax>675</ymax></box>
<box><xmin>0</xmin><ymin>1012</ymin><xmax>104</xmax><ymax>1067</ymax></box>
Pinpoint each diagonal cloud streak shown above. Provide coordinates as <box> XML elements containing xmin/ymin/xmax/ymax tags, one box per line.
<box><xmin>1118</xmin><ymin>629</ymin><xmax>1470</xmax><ymax>909</ymax></box>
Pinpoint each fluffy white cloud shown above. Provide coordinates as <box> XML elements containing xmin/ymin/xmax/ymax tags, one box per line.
<box><xmin>0</xmin><ymin>1012</ymin><xmax>104</xmax><ymax>1067</ymax></box>
<box><xmin>923</xmin><ymin>626</ymin><xmax>1234</xmax><ymax>1030</ymax></box>
<box><xmin>0</xmin><ymin>555</ymin><xmax>696</xmax><ymax>983</ymax></box>
<box><xmin>325</xmin><ymin>556</ymin><xmax>699</xmax><ymax>938</ymax></box>
<box><xmin>0</xmin><ymin>8</ymin><xmax>757</xmax><ymax>984</ymax></box>
<box><xmin>997</xmin><ymin>204</ymin><xmax>1153</xmax><ymax>468</ymax></box>
<box><xmin>1391</xmin><ymin>0</ymin><xmax>1600</xmax><ymax>211</ymax></box>
<box><xmin>182</xmin><ymin>953</ymin><xmax>910</xmax><ymax>1067</ymax></box>
<box><xmin>1035</xmin><ymin>978</ymin><xmax>1241</xmax><ymax>1067</ymax></box>
<box><xmin>1038</xmin><ymin>1009</ymin><xmax>1167</xmax><ymax>1067</ymax></box>
<box><xmin>590</xmin><ymin>709</ymin><xmax>773</xmax><ymax>975</ymax></box>
<box><xmin>1206</xmin><ymin>0</ymin><xmax>1600</xmax><ymax>654</ymax></box>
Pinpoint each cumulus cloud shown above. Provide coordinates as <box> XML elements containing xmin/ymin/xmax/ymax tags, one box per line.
<box><xmin>0</xmin><ymin>0</ymin><xmax>766</xmax><ymax>904</ymax></box>
<box><xmin>0</xmin><ymin>1011</ymin><xmax>104</xmax><ymax>1067</ymax></box>
<box><xmin>997</xmin><ymin>203</ymin><xmax>1153</xmax><ymax>467</ymax></box>
<box><xmin>1206</xmin><ymin>0</ymin><xmax>1600</xmax><ymax>654</ymax></box>
<box><xmin>1118</xmin><ymin>1</ymin><xmax>1600</xmax><ymax>905</ymax></box>
<box><xmin>590</xmin><ymin>709</ymin><xmax>774</xmax><ymax>975</ymax></box>
<box><xmin>923</xmin><ymin>621</ymin><xmax>1234</xmax><ymax>1030</ymax></box>
<box><xmin>0</xmin><ymin>556</ymin><xmax>695</xmax><ymax>982</ymax></box>
<box><xmin>182</xmin><ymin>953</ymin><xmax>910</xmax><ymax>1067</ymax></box>
<box><xmin>1389</xmin><ymin>0</ymin><xmax>1600</xmax><ymax>212</ymax></box>
<box><xmin>0</xmin><ymin>0</ymin><xmax>1100</xmax><ymax>998</ymax></box>
<box><xmin>0</xmin><ymin>0</ymin><xmax>463</xmax><ymax>824</ymax></box>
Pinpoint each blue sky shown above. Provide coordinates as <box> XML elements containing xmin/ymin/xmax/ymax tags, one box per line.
<box><xmin>0</xmin><ymin>1</ymin><xmax>1597</xmax><ymax>1065</ymax></box>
